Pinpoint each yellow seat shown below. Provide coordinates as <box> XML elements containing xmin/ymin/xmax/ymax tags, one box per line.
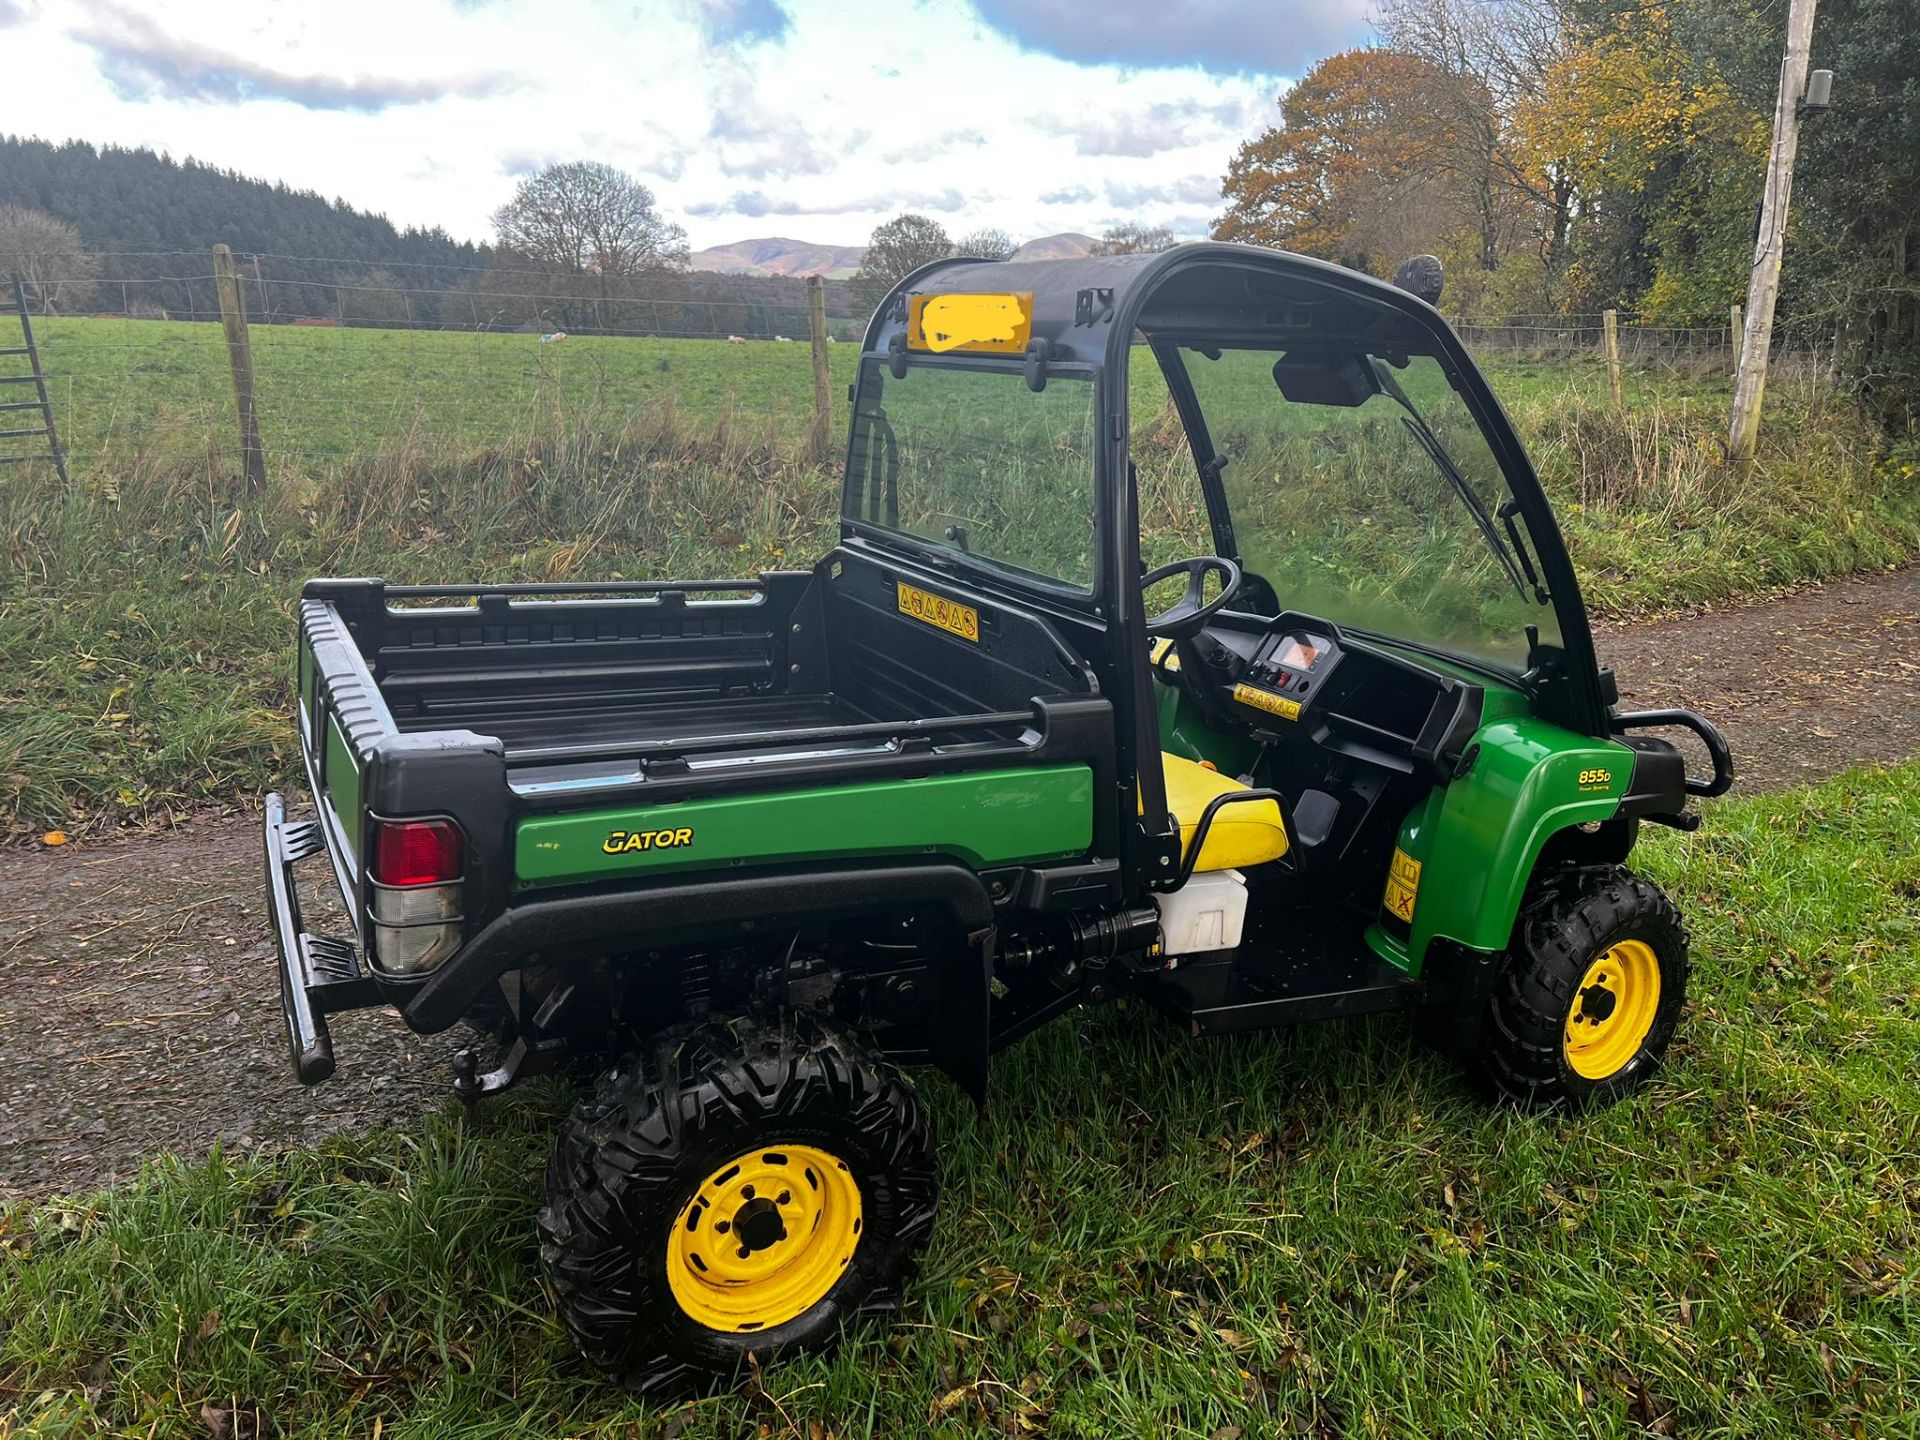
<box><xmin>1158</xmin><ymin>752</ymin><xmax>1288</xmax><ymax>872</ymax></box>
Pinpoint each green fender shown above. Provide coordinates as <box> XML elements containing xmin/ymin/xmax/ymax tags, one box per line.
<box><xmin>1368</xmin><ymin>712</ymin><xmax>1638</xmax><ymax>977</ymax></box>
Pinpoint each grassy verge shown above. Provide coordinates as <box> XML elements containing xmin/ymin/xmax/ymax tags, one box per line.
<box><xmin>3</xmin><ymin>342</ymin><xmax>1915</xmax><ymax>835</ymax></box>
<box><xmin>4</xmin><ymin>763</ymin><xmax>1917</xmax><ymax>1438</ymax></box>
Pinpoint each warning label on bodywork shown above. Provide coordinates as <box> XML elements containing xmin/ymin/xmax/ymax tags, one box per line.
<box><xmin>897</xmin><ymin>582</ymin><xmax>980</xmax><ymax>642</ymax></box>
<box><xmin>1384</xmin><ymin>848</ymin><xmax>1422</xmax><ymax>924</ymax></box>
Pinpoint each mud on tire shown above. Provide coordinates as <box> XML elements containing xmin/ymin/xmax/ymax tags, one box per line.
<box><xmin>1476</xmin><ymin>864</ymin><xmax>1689</xmax><ymax>1110</ymax></box>
<box><xmin>537</xmin><ymin>1014</ymin><xmax>938</xmax><ymax>1393</ymax></box>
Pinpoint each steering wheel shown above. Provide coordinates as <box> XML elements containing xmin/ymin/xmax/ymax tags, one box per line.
<box><xmin>1142</xmin><ymin>556</ymin><xmax>1243</xmax><ymax>639</ymax></box>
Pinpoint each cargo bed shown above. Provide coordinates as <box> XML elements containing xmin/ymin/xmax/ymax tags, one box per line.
<box><xmin>293</xmin><ymin>561</ymin><xmax>1119</xmax><ymax>930</ymax></box>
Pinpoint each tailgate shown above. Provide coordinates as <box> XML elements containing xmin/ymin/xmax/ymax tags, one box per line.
<box><xmin>295</xmin><ymin>596</ymin><xmax>387</xmax><ymax>929</ymax></box>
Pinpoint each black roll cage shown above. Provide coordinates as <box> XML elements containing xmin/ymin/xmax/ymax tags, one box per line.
<box><xmin>853</xmin><ymin>242</ymin><xmax>1611</xmax><ymax>895</ymax></box>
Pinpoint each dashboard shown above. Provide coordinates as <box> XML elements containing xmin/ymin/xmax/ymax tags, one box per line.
<box><xmin>1159</xmin><ymin>610</ymin><xmax>1486</xmax><ymax>782</ymax></box>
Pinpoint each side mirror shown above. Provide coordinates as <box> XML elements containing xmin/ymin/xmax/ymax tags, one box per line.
<box><xmin>1393</xmin><ymin>254</ymin><xmax>1445</xmax><ymax>307</ymax></box>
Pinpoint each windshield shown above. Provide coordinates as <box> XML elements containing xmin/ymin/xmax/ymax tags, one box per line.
<box><xmin>1176</xmin><ymin>344</ymin><xmax>1559</xmax><ymax>670</ymax></box>
<box><xmin>844</xmin><ymin>359</ymin><xmax>1098</xmax><ymax>591</ymax></box>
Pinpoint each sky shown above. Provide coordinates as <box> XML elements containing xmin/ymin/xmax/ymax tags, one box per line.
<box><xmin>0</xmin><ymin>0</ymin><xmax>1373</xmax><ymax>251</ymax></box>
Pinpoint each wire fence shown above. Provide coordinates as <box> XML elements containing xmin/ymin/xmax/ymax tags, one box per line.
<box><xmin>6</xmin><ymin>250</ymin><xmax>862</xmax><ymax>475</ymax></box>
<box><xmin>0</xmin><ymin>249</ymin><xmax>1842</xmax><ymax>480</ymax></box>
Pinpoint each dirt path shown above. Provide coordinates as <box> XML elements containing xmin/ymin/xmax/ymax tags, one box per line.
<box><xmin>3</xmin><ymin>565</ymin><xmax>1915</xmax><ymax>1200</ymax></box>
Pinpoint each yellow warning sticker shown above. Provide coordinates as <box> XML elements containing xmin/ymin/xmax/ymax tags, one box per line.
<box><xmin>896</xmin><ymin>581</ymin><xmax>979</xmax><ymax>642</ymax></box>
<box><xmin>907</xmin><ymin>292</ymin><xmax>1034</xmax><ymax>354</ymax></box>
<box><xmin>1231</xmin><ymin>682</ymin><xmax>1302</xmax><ymax>721</ymax></box>
<box><xmin>1384</xmin><ymin>848</ymin><xmax>1422</xmax><ymax>924</ymax></box>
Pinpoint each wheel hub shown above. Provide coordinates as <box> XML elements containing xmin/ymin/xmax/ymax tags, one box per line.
<box><xmin>732</xmin><ymin>1197</ymin><xmax>787</xmax><ymax>1253</ymax></box>
<box><xmin>1562</xmin><ymin>939</ymin><xmax>1662</xmax><ymax>1080</ymax></box>
<box><xmin>666</xmin><ymin>1144</ymin><xmax>863</xmax><ymax>1333</ymax></box>
<box><xmin>1576</xmin><ymin>981</ymin><xmax>1619</xmax><ymax>1024</ymax></box>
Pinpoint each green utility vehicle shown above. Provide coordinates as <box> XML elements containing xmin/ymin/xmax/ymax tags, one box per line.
<box><xmin>264</xmin><ymin>243</ymin><xmax>1731</xmax><ymax>1390</ymax></box>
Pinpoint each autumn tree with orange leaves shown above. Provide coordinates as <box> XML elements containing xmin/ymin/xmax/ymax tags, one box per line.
<box><xmin>1215</xmin><ymin>50</ymin><xmax>1456</xmax><ymax>276</ymax></box>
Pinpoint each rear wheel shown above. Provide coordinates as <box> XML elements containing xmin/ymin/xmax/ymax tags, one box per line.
<box><xmin>537</xmin><ymin>1016</ymin><xmax>937</xmax><ymax>1392</ymax></box>
<box><xmin>1475</xmin><ymin>865</ymin><xmax>1688</xmax><ymax>1109</ymax></box>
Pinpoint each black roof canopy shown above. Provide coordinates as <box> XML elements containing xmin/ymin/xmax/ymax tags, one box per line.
<box><xmin>861</xmin><ymin>242</ymin><xmax>1449</xmax><ymax>364</ymax></box>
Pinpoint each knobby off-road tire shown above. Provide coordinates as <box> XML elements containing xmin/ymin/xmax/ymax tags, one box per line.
<box><xmin>1476</xmin><ymin>864</ymin><xmax>1688</xmax><ymax>1110</ymax></box>
<box><xmin>537</xmin><ymin>1015</ymin><xmax>937</xmax><ymax>1393</ymax></box>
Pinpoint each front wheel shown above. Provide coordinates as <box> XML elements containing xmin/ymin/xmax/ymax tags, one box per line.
<box><xmin>537</xmin><ymin>1016</ymin><xmax>937</xmax><ymax>1393</ymax></box>
<box><xmin>1475</xmin><ymin>865</ymin><xmax>1689</xmax><ymax>1110</ymax></box>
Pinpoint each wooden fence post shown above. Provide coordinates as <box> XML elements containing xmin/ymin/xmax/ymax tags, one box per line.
<box><xmin>1603</xmin><ymin>308</ymin><xmax>1623</xmax><ymax>409</ymax></box>
<box><xmin>807</xmin><ymin>275</ymin><xmax>833</xmax><ymax>461</ymax></box>
<box><xmin>211</xmin><ymin>244</ymin><xmax>267</xmax><ymax>495</ymax></box>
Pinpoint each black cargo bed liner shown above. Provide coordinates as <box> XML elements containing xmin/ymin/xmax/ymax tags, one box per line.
<box><xmin>392</xmin><ymin>692</ymin><xmax>881</xmax><ymax>756</ymax></box>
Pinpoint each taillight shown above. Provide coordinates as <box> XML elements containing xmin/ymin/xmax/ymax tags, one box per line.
<box><xmin>368</xmin><ymin>818</ymin><xmax>464</xmax><ymax>975</ymax></box>
<box><xmin>372</xmin><ymin>819</ymin><xmax>463</xmax><ymax>887</ymax></box>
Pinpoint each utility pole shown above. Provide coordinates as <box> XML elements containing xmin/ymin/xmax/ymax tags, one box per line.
<box><xmin>1727</xmin><ymin>0</ymin><xmax>1820</xmax><ymax>470</ymax></box>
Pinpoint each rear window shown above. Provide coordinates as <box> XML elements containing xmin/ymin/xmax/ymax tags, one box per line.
<box><xmin>843</xmin><ymin>359</ymin><xmax>1098</xmax><ymax>591</ymax></box>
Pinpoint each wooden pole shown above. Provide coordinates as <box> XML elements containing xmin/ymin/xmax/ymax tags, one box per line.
<box><xmin>807</xmin><ymin>275</ymin><xmax>833</xmax><ymax>461</ymax></box>
<box><xmin>1603</xmin><ymin>309</ymin><xmax>1623</xmax><ymax>409</ymax></box>
<box><xmin>1730</xmin><ymin>304</ymin><xmax>1743</xmax><ymax>374</ymax></box>
<box><xmin>1728</xmin><ymin>0</ymin><xmax>1819</xmax><ymax>469</ymax></box>
<box><xmin>212</xmin><ymin>244</ymin><xmax>267</xmax><ymax>495</ymax></box>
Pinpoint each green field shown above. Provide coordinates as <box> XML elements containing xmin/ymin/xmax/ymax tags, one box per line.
<box><xmin>31</xmin><ymin>318</ymin><xmax>865</xmax><ymax>463</ymax></box>
<box><xmin>1</xmin><ymin>318</ymin><xmax>1916</xmax><ymax>833</ymax></box>
<box><xmin>5</xmin><ymin>762</ymin><xmax>1916</xmax><ymax>1438</ymax></box>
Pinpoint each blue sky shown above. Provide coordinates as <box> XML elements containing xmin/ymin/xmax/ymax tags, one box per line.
<box><xmin>2</xmin><ymin>0</ymin><xmax>1372</xmax><ymax>250</ymax></box>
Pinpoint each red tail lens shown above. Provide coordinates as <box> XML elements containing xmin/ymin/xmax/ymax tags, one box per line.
<box><xmin>372</xmin><ymin>819</ymin><xmax>463</xmax><ymax>887</ymax></box>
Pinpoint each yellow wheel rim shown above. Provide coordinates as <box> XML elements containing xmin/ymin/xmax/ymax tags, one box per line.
<box><xmin>1562</xmin><ymin>939</ymin><xmax>1663</xmax><ymax>1080</ymax></box>
<box><xmin>666</xmin><ymin>1144</ymin><xmax>863</xmax><ymax>1333</ymax></box>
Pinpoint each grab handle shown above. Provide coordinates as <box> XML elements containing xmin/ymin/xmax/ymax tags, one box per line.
<box><xmin>1611</xmin><ymin>708</ymin><xmax>1734</xmax><ymax>798</ymax></box>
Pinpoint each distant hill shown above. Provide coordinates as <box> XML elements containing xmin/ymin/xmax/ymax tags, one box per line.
<box><xmin>1010</xmin><ymin>232</ymin><xmax>1098</xmax><ymax>262</ymax></box>
<box><xmin>691</xmin><ymin>231</ymin><xmax>1103</xmax><ymax>278</ymax></box>
<box><xmin>690</xmin><ymin>237</ymin><xmax>866</xmax><ymax>279</ymax></box>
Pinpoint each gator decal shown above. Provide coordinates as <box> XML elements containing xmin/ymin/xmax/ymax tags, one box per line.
<box><xmin>603</xmin><ymin>826</ymin><xmax>695</xmax><ymax>854</ymax></box>
<box><xmin>516</xmin><ymin>764</ymin><xmax>1093</xmax><ymax>887</ymax></box>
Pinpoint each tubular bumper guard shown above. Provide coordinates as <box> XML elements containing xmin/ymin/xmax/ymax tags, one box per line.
<box><xmin>263</xmin><ymin>792</ymin><xmax>379</xmax><ymax>1083</ymax></box>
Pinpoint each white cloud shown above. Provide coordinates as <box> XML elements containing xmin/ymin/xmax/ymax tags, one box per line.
<box><xmin>6</xmin><ymin>0</ymin><xmax>1330</xmax><ymax>249</ymax></box>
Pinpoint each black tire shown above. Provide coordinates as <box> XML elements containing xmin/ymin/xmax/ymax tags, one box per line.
<box><xmin>1475</xmin><ymin>864</ymin><xmax>1688</xmax><ymax>1110</ymax></box>
<box><xmin>537</xmin><ymin>1015</ymin><xmax>937</xmax><ymax>1393</ymax></box>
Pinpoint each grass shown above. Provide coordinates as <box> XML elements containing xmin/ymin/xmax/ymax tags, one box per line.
<box><xmin>2</xmin><ymin>322</ymin><xmax>1916</xmax><ymax>834</ymax></box>
<box><xmin>4</xmin><ymin>761</ymin><xmax>1916</xmax><ymax>1437</ymax></box>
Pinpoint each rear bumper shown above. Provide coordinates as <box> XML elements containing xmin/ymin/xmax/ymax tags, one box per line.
<box><xmin>263</xmin><ymin>792</ymin><xmax>381</xmax><ymax>1083</ymax></box>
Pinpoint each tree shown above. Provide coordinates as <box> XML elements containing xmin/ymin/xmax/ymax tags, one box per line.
<box><xmin>0</xmin><ymin>205</ymin><xmax>99</xmax><ymax>312</ymax></box>
<box><xmin>339</xmin><ymin>269</ymin><xmax>413</xmax><ymax>327</ymax></box>
<box><xmin>1377</xmin><ymin>0</ymin><xmax>1576</xmax><ymax>281</ymax></box>
<box><xmin>493</xmin><ymin>162</ymin><xmax>688</xmax><ymax>278</ymax></box>
<box><xmin>956</xmin><ymin>227</ymin><xmax>1017</xmax><ymax>260</ymax></box>
<box><xmin>1788</xmin><ymin>0</ymin><xmax>1920</xmax><ymax>423</ymax></box>
<box><xmin>851</xmin><ymin>214</ymin><xmax>954</xmax><ymax>314</ymax></box>
<box><xmin>1511</xmin><ymin>9</ymin><xmax>1766</xmax><ymax>318</ymax></box>
<box><xmin>491</xmin><ymin>162</ymin><xmax>687</xmax><ymax>329</ymax></box>
<box><xmin>1215</xmin><ymin>49</ymin><xmax>1458</xmax><ymax>276</ymax></box>
<box><xmin>1090</xmin><ymin>222</ymin><xmax>1176</xmax><ymax>256</ymax></box>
